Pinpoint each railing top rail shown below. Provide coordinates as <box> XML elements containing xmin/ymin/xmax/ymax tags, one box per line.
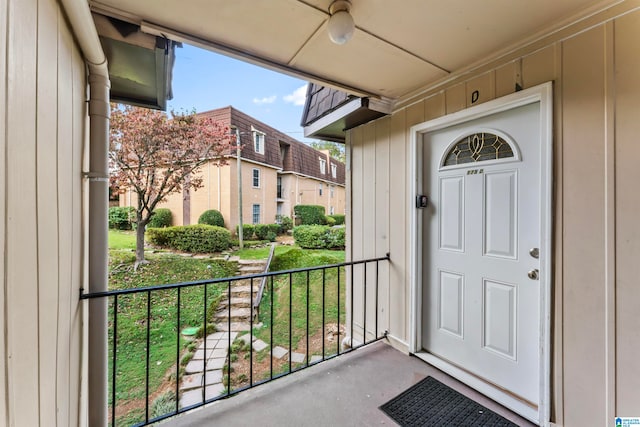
<box><xmin>80</xmin><ymin>253</ymin><xmax>390</xmax><ymax>300</ymax></box>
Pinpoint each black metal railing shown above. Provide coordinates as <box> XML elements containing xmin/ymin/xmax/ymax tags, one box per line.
<box><xmin>80</xmin><ymin>254</ymin><xmax>389</xmax><ymax>427</ymax></box>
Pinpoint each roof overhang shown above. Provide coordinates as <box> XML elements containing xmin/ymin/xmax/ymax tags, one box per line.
<box><xmin>303</xmin><ymin>96</ymin><xmax>392</xmax><ymax>143</ymax></box>
<box><xmin>93</xmin><ymin>13</ymin><xmax>179</xmax><ymax>110</ymax></box>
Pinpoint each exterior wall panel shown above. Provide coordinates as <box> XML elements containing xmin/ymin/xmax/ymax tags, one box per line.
<box><xmin>614</xmin><ymin>11</ymin><xmax>640</xmax><ymax>415</ymax></box>
<box><xmin>350</xmin><ymin>5</ymin><xmax>640</xmax><ymax>424</ymax></box>
<box><xmin>561</xmin><ymin>26</ymin><xmax>607</xmax><ymax>426</ymax></box>
<box><xmin>2</xmin><ymin>0</ymin><xmax>87</xmax><ymax>425</ymax></box>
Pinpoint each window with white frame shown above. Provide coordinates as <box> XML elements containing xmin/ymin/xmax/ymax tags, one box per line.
<box><xmin>330</xmin><ymin>206</ymin><xmax>335</xmax><ymax>215</ymax></box>
<box><xmin>319</xmin><ymin>158</ymin><xmax>326</xmax><ymax>174</ymax></box>
<box><xmin>252</xmin><ymin>168</ymin><xmax>260</xmax><ymax>188</ymax></box>
<box><xmin>319</xmin><ymin>183</ymin><xmax>323</xmax><ymax>196</ymax></box>
<box><xmin>330</xmin><ymin>185</ymin><xmax>334</xmax><ymax>198</ymax></box>
<box><xmin>331</xmin><ymin>163</ymin><xmax>337</xmax><ymax>178</ymax></box>
<box><xmin>252</xmin><ymin>204</ymin><xmax>261</xmax><ymax>224</ymax></box>
<box><xmin>252</xmin><ymin>128</ymin><xmax>265</xmax><ymax>154</ymax></box>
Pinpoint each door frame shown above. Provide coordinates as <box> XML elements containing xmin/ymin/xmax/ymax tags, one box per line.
<box><xmin>408</xmin><ymin>82</ymin><xmax>553</xmax><ymax>425</ymax></box>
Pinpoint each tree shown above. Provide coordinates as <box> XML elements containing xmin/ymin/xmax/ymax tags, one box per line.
<box><xmin>109</xmin><ymin>104</ymin><xmax>232</xmax><ymax>265</ymax></box>
<box><xmin>309</xmin><ymin>140</ymin><xmax>345</xmax><ymax>163</ymax></box>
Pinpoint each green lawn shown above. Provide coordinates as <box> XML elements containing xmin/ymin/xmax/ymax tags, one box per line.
<box><xmin>106</xmin><ymin>235</ymin><xmax>346</xmax><ymax>425</ymax></box>
<box><xmin>108</xmin><ymin>229</ymin><xmax>136</xmax><ymax>250</ymax></box>
<box><xmin>248</xmin><ymin>248</ymin><xmax>346</xmax><ymax>378</ymax></box>
<box><xmin>232</xmin><ymin>244</ymin><xmax>295</xmax><ymax>260</ymax></box>
<box><xmin>108</xmin><ymin>251</ymin><xmax>237</xmax><ymax>426</ymax></box>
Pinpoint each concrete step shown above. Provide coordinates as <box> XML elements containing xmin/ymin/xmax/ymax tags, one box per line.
<box><xmin>213</xmin><ymin>307</ymin><xmax>252</xmax><ymax>322</ymax></box>
<box><xmin>238</xmin><ymin>266</ymin><xmax>266</xmax><ymax>274</ymax></box>
<box><xmin>237</xmin><ymin>259</ymin><xmax>267</xmax><ymax>266</ymax></box>
<box><xmin>216</xmin><ymin>297</ymin><xmax>251</xmax><ymax>309</ymax></box>
<box><xmin>215</xmin><ymin>321</ymin><xmax>251</xmax><ymax>332</ymax></box>
<box><xmin>230</xmin><ymin>285</ymin><xmax>260</xmax><ymax>298</ymax></box>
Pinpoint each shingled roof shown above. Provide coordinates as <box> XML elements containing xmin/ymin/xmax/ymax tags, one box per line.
<box><xmin>198</xmin><ymin>106</ymin><xmax>345</xmax><ymax>185</ymax></box>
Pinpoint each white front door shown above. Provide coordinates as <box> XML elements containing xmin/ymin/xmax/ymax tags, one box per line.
<box><xmin>421</xmin><ymin>102</ymin><xmax>542</xmax><ymax>414</ymax></box>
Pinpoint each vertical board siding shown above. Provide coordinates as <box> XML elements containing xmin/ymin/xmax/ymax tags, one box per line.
<box><xmin>374</xmin><ymin>117</ymin><xmax>390</xmax><ymax>335</ymax></box>
<box><xmin>388</xmin><ymin>109</ymin><xmax>407</xmax><ymax>339</ymax></box>
<box><xmin>69</xmin><ymin>44</ymin><xmax>85</xmax><ymax>427</ymax></box>
<box><xmin>56</xmin><ymin>10</ymin><xmax>74</xmax><ymax>426</ymax></box>
<box><xmin>352</xmin><ymin>7</ymin><xmax>640</xmax><ymax>425</ymax></box>
<box><xmin>0</xmin><ymin>0</ymin><xmax>7</xmax><ymax>423</ymax></box>
<box><xmin>551</xmin><ymin>41</ymin><xmax>565</xmax><ymax>425</ymax></box>
<box><xmin>2</xmin><ymin>0</ymin><xmax>86</xmax><ymax>425</ymax></box>
<box><xmin>561</xmin><ymin>26</ymin><xmax>607</xmax><ymax>427</ymax></box>
<box><xmin>522</xmin><ymin>45</ymin><xmax>557</xmax><ymax>89</ymax></box>
<box><xmin>465</xmin><ymin>72</ymin><xmax>494</xmax><ymax>108</ymax></box>
<box><xmin>6</xmin><ymin>0</ymin><xmax>40</xmax><ymax>425</ymax></box>
<box><xmin>614</xmin><ymin>11</ymin><xmax>640</xmax><ymax>415</ymax></box>
<box><xmin>445</xmin><ymin>83</ymin><xmax>465</xmax><ymax>114</ymax></box>
<box><xmin>36</xmin><ymin>0</ymin><xmax>60</xmax><ymax>423</ymax></box>
<box><xmin>495</xmin><ymin>62</ymin><xmax>517</xmax><ymax>98</ymax></box>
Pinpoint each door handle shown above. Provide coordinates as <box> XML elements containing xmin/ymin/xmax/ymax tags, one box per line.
<box><xmin>527</xmin><ymin>269</ymin><xmax>539</xmax><ymax>280</ymax></box>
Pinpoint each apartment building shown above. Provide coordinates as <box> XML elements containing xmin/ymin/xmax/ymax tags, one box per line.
<box><xmin>120</xmin><ymin>106</ymin><xmax>345</xmax><ymax>229</ymax></box>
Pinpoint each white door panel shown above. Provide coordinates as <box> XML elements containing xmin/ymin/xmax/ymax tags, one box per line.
<box><xmin>422</xmin><ymin>102</ymin><xmax>541</xmax><ymax>406</ymax></box>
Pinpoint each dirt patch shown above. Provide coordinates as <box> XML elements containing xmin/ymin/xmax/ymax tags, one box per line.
<box><xmin>227</xmin><ymin>323</ymin><xmax>346</xmax><ymax>390</ymax></box>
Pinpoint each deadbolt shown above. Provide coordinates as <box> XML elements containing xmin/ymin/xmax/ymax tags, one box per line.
<box><xmin>529</xmin><ymin>248</ymin><xmax>539</xmax><ymax>259</ymax></box>
<box><xmin>528</xmin><ymin>269</ymin><xmax>539</xmax><ymax>280</ymax></box>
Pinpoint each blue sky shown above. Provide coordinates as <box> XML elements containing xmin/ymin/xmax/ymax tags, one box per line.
<box><xmin>167</xmin><ymin>44</ymin><xmax>311</xmax><ymax>142</ymax></box>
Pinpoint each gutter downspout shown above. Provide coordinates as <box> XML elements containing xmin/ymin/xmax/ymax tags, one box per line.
<box><xmin>59</xmin><ymin>1</ymin><xmax>110</xmax><ymax>426</ymax></box>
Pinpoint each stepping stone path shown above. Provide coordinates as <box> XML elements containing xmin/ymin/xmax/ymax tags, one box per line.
<box><xmin>179</xmin><ymin>254</ymin><xmax>328</xmax><ymax>407</ymax></box>
<box><xmin>213</xmin><ymin>257</ymin><xmax>268</xmax><ymax>332</ymax></box>
<box><xmin>179</xmin><ymin>331</ymin><xmax>238</xmax><ymax>408</ymax></box>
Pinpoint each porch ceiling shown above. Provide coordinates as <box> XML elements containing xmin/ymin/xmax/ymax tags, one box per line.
<box><xmin>90</xmin><ymin>0</ymin><xmax>610</xmax><ymax>99</ymax></box>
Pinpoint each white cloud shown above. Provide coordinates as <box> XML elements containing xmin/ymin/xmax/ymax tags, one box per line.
<box><xmin>283</xmin><ymin>85</ymin><xmax>307</xmax><ymax>106</ymax></box>
<box><xmin>253</xmin><ymin>95</ymin><xmax>277</xmax><ymax>105</ymax></box>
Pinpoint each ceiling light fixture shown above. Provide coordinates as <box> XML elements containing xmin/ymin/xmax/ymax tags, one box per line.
<box><xmin>327</xmin><ymin>0</ymin><xmax>355</xmax><ymax>45</ymax></box>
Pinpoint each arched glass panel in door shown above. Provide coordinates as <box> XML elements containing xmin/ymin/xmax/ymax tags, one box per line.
<box><xmin>442</xmin><ymin>132</ymin><xmax>515</xmax><ymax>167</ymax></box>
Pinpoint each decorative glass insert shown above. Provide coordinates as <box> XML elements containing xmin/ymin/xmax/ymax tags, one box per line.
<box><xmin>443</xmin><ymin>132</ymin><xmax>514</xmax><ymax>167</ymax></box>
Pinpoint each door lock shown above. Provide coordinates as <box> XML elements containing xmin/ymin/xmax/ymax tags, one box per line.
<box><xmin>527</xmin><ymin>269</ymin><xmax>539</xmax><ymax>280</ymax></box>
<box><xmin>529</xmin><ymin>248</ymin><xmax>539</xmax><ymax>259</ymax></box>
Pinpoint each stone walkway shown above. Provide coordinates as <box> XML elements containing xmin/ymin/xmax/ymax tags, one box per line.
<box><xmin>179</xmin><ymin>332</ymin><xmax>238</xmax><ymax>408</ymax></box>
<box><xmin>179</xmin><ymin>331</ymin><xmax>323</xmax><ymax>408</ymax></box>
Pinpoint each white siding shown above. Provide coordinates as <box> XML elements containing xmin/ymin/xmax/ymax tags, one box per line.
<box><xmin>1</xmin><ymin>0</ymin><xmax>87</xmax><ymax>425</ymax></box>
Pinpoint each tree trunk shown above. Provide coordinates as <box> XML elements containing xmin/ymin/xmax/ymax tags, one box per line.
<box><xmin>135</xmin><ymin>213</ymin><xmax>147</xmax><ymax>264</ymax></box>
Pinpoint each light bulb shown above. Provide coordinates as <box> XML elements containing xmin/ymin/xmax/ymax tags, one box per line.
<box><xmin>328</xmin><ymin>9</ymin><xmax>355</xmax><ymax>45</ymax></box>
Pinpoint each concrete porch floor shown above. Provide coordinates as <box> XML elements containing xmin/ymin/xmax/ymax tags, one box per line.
<box><xmin>162</xmin><ymin>341</ymin><xmax>536</xmax><ymax>427</ymax></box>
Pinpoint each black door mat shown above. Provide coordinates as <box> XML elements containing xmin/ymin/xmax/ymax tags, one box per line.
<box><xmin>380</xmin><ymin>376</ymin><xmax>519</xmax><ymax>427</ymax></box>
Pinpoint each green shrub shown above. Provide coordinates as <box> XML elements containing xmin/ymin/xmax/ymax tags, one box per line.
<box><xmin>148</xmin><ymin>208</ymin><xmax>172</xmax><ymax>228</ymax></box>
<box><xmin>292</xmin><ymin>225</ymin><xmax>345</xmax><ymax>249</ymax></box>
<box><xmin>277</xmin><ymin>215</ymin><xmax>293</xmax><ymax>233</ymax></box>
<box><xmin>294</xmin><ymin>205</ymin><xmax>326</xmax><ymax>225</ymax></box>
<box><xmin>254</xmin><ymin>224</ymin><xmax>280</xmax><ymax>241</ymax></box>
<box><xmin>328</xmin><ymin>214</ymin><xmax>345</xmax><ymax>225</ymax></box>
<box><xmin>326</xmin><ymin>227</ymin><xmax>345</xmax><ymax>249</ymax></box>
<box><xmin>236</xmin><ymin>224</ymin><xmax>255</xmax><ymax>239</ymax></box>
<box><xmin>146</xmin><ymin>224</ymin><xmax>231</xmax><ymax>253</ymax></box>
<box><xmin>198</xmin><ymin>209</ymin><xmax>225</xmax><ymax>228</ymax></box>
<box><xmin>108</xmin><ymin>206</ymin><xmax>135</xmax><ymax>230</ymax></box>
<box><xmin>266</xmin><ymin>231</ymin><xmax>277</xmax><ymax>242</ymax></box>
<box><xmin>324</xmin><ymin>215</ymin><xmax>336</xmax><ymax>226</ymax></box>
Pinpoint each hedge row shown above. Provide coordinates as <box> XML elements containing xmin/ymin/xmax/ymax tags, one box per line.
<box><xmin>147</xmin><ymin>224</ymin><xmax>231</xmax><ymax>253</ymax></box>
<box><xmin>292</xmin><ymin>225</ymin><xmax>345</xmax><ymax>249</ymax></box>
<box><xmin>327</xmin><ymin>214</ymin><xmax>345</xmax><ymax>225</ymax></box>
<box><xmin>108</xmin><ymin>206</ymin><xmax>135</xmax><ymax>230</ymax></box>
<box><xmin>294</xmin><ymin>205</ymin><xmax>326</xmax><ymax>225</ymax></box>
<box><xmin>235</xmin><ymin>223</ymin><xmax>281</xmax><ymax>242</ymax></box>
